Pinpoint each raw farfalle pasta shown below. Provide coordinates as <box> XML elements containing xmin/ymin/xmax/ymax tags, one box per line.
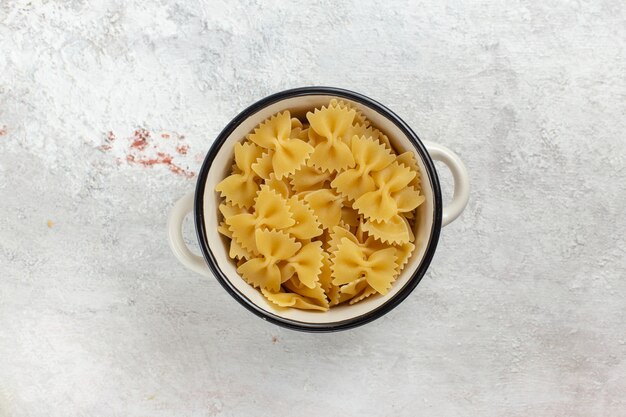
<box><xmin>353</xmin><ymin>161</ymin><xmax>419</xmax><ymax>221</ymax></box>
<box><xmin>286</xmin><ymin>196</ymin><xmax>323</xmax><ymax>240</ymax></box>
<box><xmin>216</xmin><ymin>99</ymin><xmax>426</xmax><ymax>311</ymax></box>
<box><xmin>215</xmin><ymin>142</ymin><xmax>263</xmax><ymax>208</ymax></box>
<box><xmin>306</xmin><ymin>103</ymin><xmax>356</xmax><ymax>172</ymax></box>
<box><xmin>248</xmin><ymin>111</ymin><xmax>314</xmax><ymax>179</ymax></box>
<box><xmin>332</xmin><ymin>238</ymin><xmax>397</xmax><ymax>295</ymax></box>
<box><xmin>290</xmin><ymin>165</ymin><xmax>332</xmax><ymax>193</ymax></box>
<box><xmin>279</xmin><ymin>240</ymin><xmax>324</xmax><ymax>289</ymax></box>
<box><xmin>302</xmin><ymin>188</ymin><xmax>344</xmax><ymax>230</ymax></box>
<box><xmin>226</xmin><ymin>186</ymin><xmax>294</xmax><ymax>254</ymax></box>
<box><xmin>237</xmin><ymin>229</ymin><xmax>301</xmax><ymax>292</ymax></box>
<box><xmin>331</xmin><ymin>135</ymin><xmax>395</xmax><ymax>201</ymax></box>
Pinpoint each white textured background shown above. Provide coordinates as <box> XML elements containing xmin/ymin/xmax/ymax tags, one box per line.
<box><xmin>1</xmin><ymin>1</ymin><xmax>625</xmax><ymax>416</ymax></box>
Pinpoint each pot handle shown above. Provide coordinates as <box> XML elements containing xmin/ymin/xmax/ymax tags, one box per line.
<box><xmin>423</xmin><ymin>141</ymin><xmax>470</xmax><ymax>227</ymax></box>
<box><xmin>167</xmin><ymin>191</ymin><xmax>211</xmax><ymax>277</ymax></box>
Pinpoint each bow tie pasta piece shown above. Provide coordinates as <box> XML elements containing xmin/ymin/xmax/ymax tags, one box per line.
<box><xmin>318</xmin><ymin>250</ymin><xmax>345</xmax><ymax>305</ymax></box>
<box><xmin>227</xmin><ymin>186</ymin><xmax>295</xmax><ymax>254</ymax></box>
<box><xmin>291</xmin><ymin>117</ymin><xmax>303</xmax><ymax>130</ymax></box>
<box><xmin>217</xmin><ymin>221</ymin><xmax>229</xmax><ymax>237</ymax></box>
<box><xmin>237</xmin><ymin>229</ymin><xmax>301</xmax><ymax>292</ymax></box>
<box><xmin>317</xmin><ymin>251</ymin><xmax>333</xmax><ymax>294</ymax></box>
<box><xmin>345</xmin><ymin>123</ymin><xmax>393</xmax><ymax>151</ymax></box>
<box><xmin>331</xmin><ymin>238</ymin><xmax>397</xmax><ymax>295</ymax></box>
<box><xmin>393</xmin><ymin>186</ymin><xmax>426</xmax><ymax>214</ymax></box>
<box><xmin>328</xmin><ymin>225</ymin><xmax>387</xmax><ymax>261</ymax></box>
<box><xmin>327</xmin><ymin>225</ymin><xmax>360</xmax><ymax>257</ymax></box>
<box><xmin>306</xmin><ymin>104</ymin><xmax>357</xmax><ymax>172</ymax></box>
<box><xmin>393</xmin><ymin>241</ymin><xmax>415</xmax><ymax>277</ymax></box>
<box><xmin>360</xmin><ymin>214</ymin><xmax>412</xmax><ymax>245</ymax></box>
<box><xmin>338</xmin><ymin>279</ymin><xmax>376</xmax><ymax>306</ymax></box>
<box><xmin>375</xmin><ymin>129</ymin><xmax>393</xmax><ymax>151</ymax></box>
<box><xmin>329</xmin><ymin>278</ymin><xmax>368</xmax><ymax>305</ymax></box>
<box><xmin>286</xmin><ymin>196</ymin><xmax>323</xmax><ymax>240</ymax></box>
<box><xmin>290</xmin><ymin>118</ymin><xmax>311</xmax><ymax>142</ymax></box>
<box><xmin>331</xmin><ymin>135</ymin><xmax>395</xmax><ymax>201</ymax></box>
<box><xmin>290</xmin><ymin>165</ymin><xmax>333</xmax><ymax>193</ymax></box>
<box><xmin>215</xmin><ymin>142</ymin><xmax>263</xmax><ymax>208</ymax></box>
<box><xmin>327</xmin><ymin>285</ymin><xmax>342</xmax><ymax>306</ymax></box>
<box><xmin>329</xmin><ymin>98</ymin><xmax>369</xmax><ymax>127</ymax></box>
<box><xmin>317</xmin><ymin>237</ymin><xmax>344</xmax><ymax>305</ymax></box>
<box><xmin>283</xmin><ymin>277</ymin><xmax>329</xmax><ymax>309</ymax></box>
<box><xmin>248</xmin><ymin>111</ymin><xmax>314</xmax><ymax>179</ymax></box>
<box><xmin>218</xmin><ymin>221</ymin><xmax>253</xmax><ymax>260</ymax></box>
<box><xmin>395</xmin><ymin>151</ymin><xmax>421</xmax><ymax>189</ymax></box>
<box><xmin>353</xmin><ymin>161</ymin><xmax>417</xmax><ymax>221</ymax></box>
<box><xmin>290</xmin><ymin>123</ymin><xmax>310</xmax><ymax>142</ymax></box>
<box><xmin>279</xmin><ymin>241</ymin><xmax>324</xmax><ymax>289</ymax></box>
<box><xmin>251</xmin><ymin>150</ymin><xmax>274</xmax><ymax>180</ymax></box>
<box><xmin>218</xmin><ymin>203</ymin><xmax>254</xmax><ymax>259</ymax></box>
<box><xmin>264</xmin><ymin>173</ymin><xmax>292</xmax><ymax>199</ymax></box>
<box><xmin>339</xmin><ymin>277</ymin><xmax>369</xmax><ymax>296</ymax></box>
<box><xmin>306</xmin><ymin>126</ymin><xmax>326</xmax><ymax>150</ymax></box>
<box><xmin>261</xmin><ymin>289</ymin><xmax>328</xmax><ymax>311</ymax></box>
<box><xmin>219</xmin><ymin>202</ymin><xmax>248</xmax><ymax>218</ymax></box>
<box><xmin>349</xmin><ymin>285</ymin><xmax>378</xmax><ymax>305</ymax></box>
<box><xmin>303</xmin><ymin>188</ymin><xmax>344</xmax><ymax>230</ymax></box>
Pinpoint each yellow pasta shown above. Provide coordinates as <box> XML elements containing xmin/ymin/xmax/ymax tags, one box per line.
<box><xmin>302</xmin><ymin>188</ymin><xmax>344</xmax><ymax>230</ymax></box>
<box><xmin>248</xmin><ymin>111</ymin><xmax>314</xmax><ymax>179</ymax></box>
<box><xmin>345</xmin><ymin>123</ymin><xmax>392</xmax><ymax>151</ymax></box>
<box><xmin>331</xmin><ymin>135</ymin><xmax>395</xmax><ymax>201</ymax></box>
<box><xmin>280</xmin><ymin>240</ymin><xmax>324</xmax><ymax>289</ymax></box>
<box><xmin>217</xmin><ymin>203</ymin><xmax>254</xmax><ymax>259</ymax></box>
<box><xmin>349</xmin><ymin>286</ymin><xmax>378</xmax><ymax>305</ymax></box>
<box><xmin>261</xmin><ymin>288</ymin><xmax>328</xmax><ymax>311</ymax></box>
<box><xmin>218</xmin><ymin>221</ymin><xmax>253</xmax><ymax>260</ymax></box>
<box><xmin>226</xmin><ymin>186</ymin><xmax>294</xmax><ymax>254</ymax></box>
<box><xmin>215</xmin><ymin>142</ymin><xmax>263</xmax><ymax>208</ymax></box>
<box><xmin>286</xmin><ymin>196</ymin><xmax>323</xmax><ymax>240</ymax></box>
<box><xmin>317</xmin><ymin>251</ymin><xmax>333</xmax><ymax>294</ymax></box>
<box><xmin>353</xmin><ymin>161</ymin><xmax>423</xmax><ymax>222</ymax></box>
<box><xmin>283</xmin><ymin>277</ymin><xmax>329</xmax><ymax>308</ymax></box>
<box><xmin>339</xmin><ymin>277</ymin><xmax>369</xmax><ymax>296</ymax></box>
<box><xmin>290</xmin><ymin>164</ymin><xmax>333</xmax><ymax>193</ymax></box>
<box><xmin>396</xmin><ymin>151</ymin><xmax>421</xmax><ymax>188</ymax></box>
<box><xmin>215</xmin><ymin>98</ymin><xmax>425</xmax><ymax>311</ymax></box>
<box><xmin>393</xmin><ymin>241</ymin><xmax>416</xmax><ymax>277</ymax></box>
<box><xmin>360</xmin><ymin>214</ymin><xmax>412</xmax><ymax>245</ymax></box>
<box><xmin>340</xmin><ymin>205</ymin><xmax>360</xmax><ymax>229</ymax></box>
<box><xmin>264</xmin><ymin>173</ymin><xmax>292</xmax><ymax>199</ymax></box>
<box><xmin>330</xmin><ymin>98</ymin><xmax>369</xmax><ymax>127</ymax></box>
<box><xmin>306</xmin><ymin>103</ymin><xmax>356</xmax><ymax>172</ymax></box>
<box><xmin>237</xmin><ymin>229</ymin><xmax>301</xmax><ymax>292</ymax></box>
<box><xmin>331</xmin><ymin>238</ymin><xmax>397</xmax><ymax>295</ymax></box>
<box><xmin>251</xmin><ymin>150</ymin><xmax>274</xmax><ymax>180</ymax></box>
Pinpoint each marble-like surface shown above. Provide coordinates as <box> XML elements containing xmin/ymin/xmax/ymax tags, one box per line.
<box><xmin>1</xmin><ymin>1</ymin><xmax>625</xmax><ymax>416</ymax></box>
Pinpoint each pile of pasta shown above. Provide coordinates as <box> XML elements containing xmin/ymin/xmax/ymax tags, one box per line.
<box><xmin>215</xmin><ymin>99</ymin><xmax>425</xmax><ymax>311</ymax></box>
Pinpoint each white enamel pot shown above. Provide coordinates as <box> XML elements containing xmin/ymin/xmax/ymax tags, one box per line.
<box><xmin>168</xmin><ymin>87</ymin><xmax>469</xmax><ymax>332</ymax></box>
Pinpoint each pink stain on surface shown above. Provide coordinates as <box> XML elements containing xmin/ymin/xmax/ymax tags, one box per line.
<box><xmin>0</xmin><ymin>126</ymin><xmax>7</xmax><ymax>136</ymax></box>
<box><xmin>130</xmin><ymin>129</ymin><xmax>150</xmax><ymax>151</ymax></box>
<box><xmin>99</xmin><ymin>129</ymin><xmax>195</xmax><ymax>178</ymax></box>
